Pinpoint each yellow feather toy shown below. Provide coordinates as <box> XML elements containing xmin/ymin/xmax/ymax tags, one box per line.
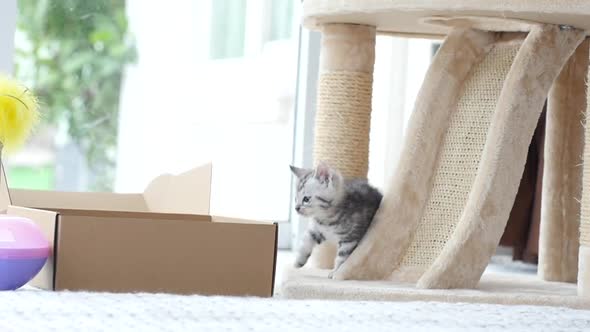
<box><xmin>0</xmin><ymin>75</ymin><xmax>40</xmax><ymax>155</ymax></box>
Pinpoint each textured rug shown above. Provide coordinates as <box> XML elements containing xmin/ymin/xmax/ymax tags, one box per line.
<box><xmin>1</xmin><ymin>289</ymin><xmax>590</xmax><ymax>332</ymax></box>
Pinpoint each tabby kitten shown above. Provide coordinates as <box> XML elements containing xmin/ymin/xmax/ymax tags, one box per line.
<box><xmin>290</xmin><ymin>163</ymin><xmax>382</xmax><ymax>277</ymax></box>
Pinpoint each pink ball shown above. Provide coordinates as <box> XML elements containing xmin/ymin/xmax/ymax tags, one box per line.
<box><xmin>0</xmin><ymin>215</ymin><xmax>50</xmax><ymax>290</ymax></box>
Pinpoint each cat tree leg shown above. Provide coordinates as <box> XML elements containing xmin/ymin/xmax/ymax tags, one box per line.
<box><xmin>310</xmin><ymin>23</ymin><xmax>376</xmax><ymax>269</ymax></box>
<box><xmin>579</xmin><ymin>45</ymin><xmax>590</xmax><ymax>297</ymax></box>
<box><xmin>418</xmin><ymin>25</ymin><xmax>585</xmax><ymax>289</ymax></box>
<box><xmin>539</xmin><ymin>40</ymin><xmax>588</xmax><ymax>283</ymax></box>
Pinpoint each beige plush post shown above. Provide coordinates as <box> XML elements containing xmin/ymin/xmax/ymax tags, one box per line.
<box><xmin>333</xmin><ymin>29</ymin><xmax>498</xmax><ymax>280</ymax></box>
<box><xmin>539</xmin><ymin>39</ymin><xmax>589</xmax><ymax>283</ymax></box>
<box><xmin>310</xmin><ymin>23</ymin><xmax>376</xmax><ymax>269</ymax></box>
<box><xmin>418</xmin><ymin>25</ymin><xmax>585</xmax><ymax>289</ymax></box>
<box><xmin>579</xmin><ymin>44</ymin><xmax>590</xmax><ymax>297</ymax></box>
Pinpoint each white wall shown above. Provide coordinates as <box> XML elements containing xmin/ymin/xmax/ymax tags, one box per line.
<box><xmin>368</xmin><ymin>37</ymin><xmax>434</xmax><ymax>190</ymax></box>
<box><xmin>117</xmin><ymin>1</ymin><xmax>299</xmax><ymax>222</ymax></box>
<box><xmin>403</xmin><ymin>39</ymin><xmax>434</xmax><ymax>130</ymax></box>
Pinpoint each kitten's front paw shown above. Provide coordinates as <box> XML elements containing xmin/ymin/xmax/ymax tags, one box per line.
<box><xmin>328</xmin><ymin>270</ymin><xmax>336</xmax><ymax>279</ymax></box>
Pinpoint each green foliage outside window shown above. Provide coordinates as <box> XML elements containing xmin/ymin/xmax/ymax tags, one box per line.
<box><xmin>8</xmin><ymin>165</ymin><xmax>54</xmax><ymax>190</ymax></box>
<box><xmin>15</xmin><ymin>0</ymin><xmax>136</xmax><ymax>191</ymax></box>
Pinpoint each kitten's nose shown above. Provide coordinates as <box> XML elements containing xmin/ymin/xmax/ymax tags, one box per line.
<box><xmin>295</xmin><ymin>205</ymin><xmax>301</xmax><ymax>212</ymax></box>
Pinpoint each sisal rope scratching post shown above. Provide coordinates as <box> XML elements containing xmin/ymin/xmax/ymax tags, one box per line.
<box><xmin>539</xmin><ymin>39</ymin><xmax>588</xmax><ymax>283</ymax></box>
<box><xmin>310</xmin><ymin>23</ymin><xmax>376</xmax><ymax>269</ymax></box>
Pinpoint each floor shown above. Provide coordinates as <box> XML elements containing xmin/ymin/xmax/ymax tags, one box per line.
<box><xmin>275</xmin><ymin>250</ymin><xmax>295</xmax><ymax>294</ymax></box>
<box><xmin>3</xmin><ymin>281</ymin><xmax>589</xmax><ymax>332</ymax></box>
<box><xmin>3</xmin><ymin>250</ymin><xmax>588</xmax><ymax>331</ymax></box>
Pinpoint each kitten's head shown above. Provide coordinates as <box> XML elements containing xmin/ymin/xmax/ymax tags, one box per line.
<box><xmin>290</xmin><ymin>162</ymin><xmax>343</xmax><ymax>218</ymax></box>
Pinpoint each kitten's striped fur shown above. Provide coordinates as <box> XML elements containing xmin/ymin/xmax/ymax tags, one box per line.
<box><xmin>290</xmin><ymin>163</ymin><xmax>382</xmax><ymax>277</ymax></box>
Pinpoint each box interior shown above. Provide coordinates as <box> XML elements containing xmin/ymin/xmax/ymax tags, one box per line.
<box><xmin>3</xmin><ymin>163</ymin><xmax>213</xmax><ymax>215</ymax></box>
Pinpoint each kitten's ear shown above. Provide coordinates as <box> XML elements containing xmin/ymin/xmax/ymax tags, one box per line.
<box><xmin>290</xmin><ymin>165</ymin><xmax>310</xmax><ymax>179</ymax></box>
<box><xmin>314</xmin><ymin>162</ymin><xmax>334</xmax><ymax>184</ymax></box>
<box><xmin>330</xmin><ymin>168</ymin><xmax>343</xmax><ymax>188</ymax></box>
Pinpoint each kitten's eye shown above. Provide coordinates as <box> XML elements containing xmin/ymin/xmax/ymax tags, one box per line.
<box><xmin>302</xmin><ymin>196</ymin><xmax>311</xmax><ymax>203</ymax></box>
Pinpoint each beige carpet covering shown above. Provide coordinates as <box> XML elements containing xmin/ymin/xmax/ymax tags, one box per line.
<box><xmin>539</xmin><ymin>39</ymin><xmax>588</xmax><ymax>283</ymax></box>
<box><xmin>281</xmin><ymin>263</ymin><xmax>590</xmax><ymax>310</ymax></box>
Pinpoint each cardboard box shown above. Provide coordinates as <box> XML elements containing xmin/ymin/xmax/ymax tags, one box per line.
<box><xmin>0</xmin><ymin>163</ymin><xmax>277</xmax><ymax>296</ymax></box>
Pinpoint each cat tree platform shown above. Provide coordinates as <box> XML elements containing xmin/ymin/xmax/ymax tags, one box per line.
<box><xmin>284</xmin><ymin>1</ymin><xmax>590</xmax><ymax>309</ymax></box>
<box><xmin>281</xmin><ymin>265</ymin><xmax>590</xmax><ymax>309</ymax></box>
<box><xmin>303</xmin><ymin>1</ymin><xmax>590</xmax><ymax>38</ymax></box>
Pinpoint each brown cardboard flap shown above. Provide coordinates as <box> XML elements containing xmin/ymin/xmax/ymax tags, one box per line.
<box><xmin>3</xmin><ymin>163</ymin><xmax>212</xmax><ymax>215</ymax></box>
<box><xmin>42</xmin><ymin>208</ymin><xmax>212</xmax><ymax>222</ymax></box>
<box><xmin>211</xmin><ymin>215</ymin><xmax>274</xmax><ymax>225</ymax></box>
<box><xmin>10</xmin><ymin>190</ymin><xmax>149</xmax><ymax>212</ymax></box>
<box><xmin>56</xmin><ymin>214</ymin><xmax>277</xmax><ymax>296</ymax></box>
<box><xmin>143</xmin><ymin>163</ymin><xmax>212</xmax><ymax>215</ymax></box>
<box><xmin>6</xmin><ymin>205</ymin><xmax>58</xmax><ymax>290</ymax></box>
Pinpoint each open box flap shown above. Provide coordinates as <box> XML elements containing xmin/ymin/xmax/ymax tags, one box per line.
<box><xmin>0</xmin><ymin>161</ymin><xmax>211</xmax><ymax>214</ymax></box>
<box><xmin>143</xmin><ymin>163</ymin><xmax>212</xmax><ymax>215</ymax></box>
<box><xmin>0</xmin><ymin>157</ymin><xmax>148</xmax><ymax>212</ymax></box>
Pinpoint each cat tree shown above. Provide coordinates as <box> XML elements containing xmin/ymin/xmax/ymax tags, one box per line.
<box><xmin>283</xmin><ymin>1</ymin><xmax>590</xmax><ymax>309</ymax></box>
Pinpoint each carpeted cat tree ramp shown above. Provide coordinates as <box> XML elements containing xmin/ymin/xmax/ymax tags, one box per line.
<box><xmin>282</xmin><ymin>1</ymin><xmax>590</xmax><ymax>309</ymax></box>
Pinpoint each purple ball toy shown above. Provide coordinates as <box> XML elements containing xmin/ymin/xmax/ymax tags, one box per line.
<box><xmin>0</xmin><ymin>216</ymin><xmax>50</xmax><ymax>290</ymax></box>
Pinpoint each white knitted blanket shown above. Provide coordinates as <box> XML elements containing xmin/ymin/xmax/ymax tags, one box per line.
<box><xmin>1</xmin><ymin>289</ymin><xmax>589</xmax><ymax>332</ymax></box>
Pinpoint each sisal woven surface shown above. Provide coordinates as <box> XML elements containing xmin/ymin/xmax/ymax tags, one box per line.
<box><xmin>313</xmin><ymin>71</ymin><xmax>373</xmax><ymax>179</ymax></box>
<box><xmin>583</xmin><ymin>221</ymin><xmax>590</xmax><ymax>246</ymax></box>
<box><xmin>398</xmin><ymin>43</ymin><xmax>520</xmax><ymax>269</ymax></box>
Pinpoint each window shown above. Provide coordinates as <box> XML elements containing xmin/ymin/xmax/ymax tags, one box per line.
<box><xmin>3</xmin><ymin>0</ymin><xmax>438</xmax><ymax>249</ymax></box>
<box><xmin>368</xmin><ymin>37</ymin><xmax>439</xmax><ymax>190</ymax></box>
<box><xmin>10</xmin><ymin>0</ymin><xmax>135</xmax><ymax>191</ymax></box>
<box><xmin>209</xmin><ymin>0</ymin><xmax>246</xmax><ymax>60</ymax></box>
<box><xmin>268</xmin><ymin>0</ymin><xmax>294</xmax><ymax>42</ymax></box>
<box><xmin>6</xmin><ymin>0</ymin><xmax>300</xmax><ymax>245</ymax></box>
